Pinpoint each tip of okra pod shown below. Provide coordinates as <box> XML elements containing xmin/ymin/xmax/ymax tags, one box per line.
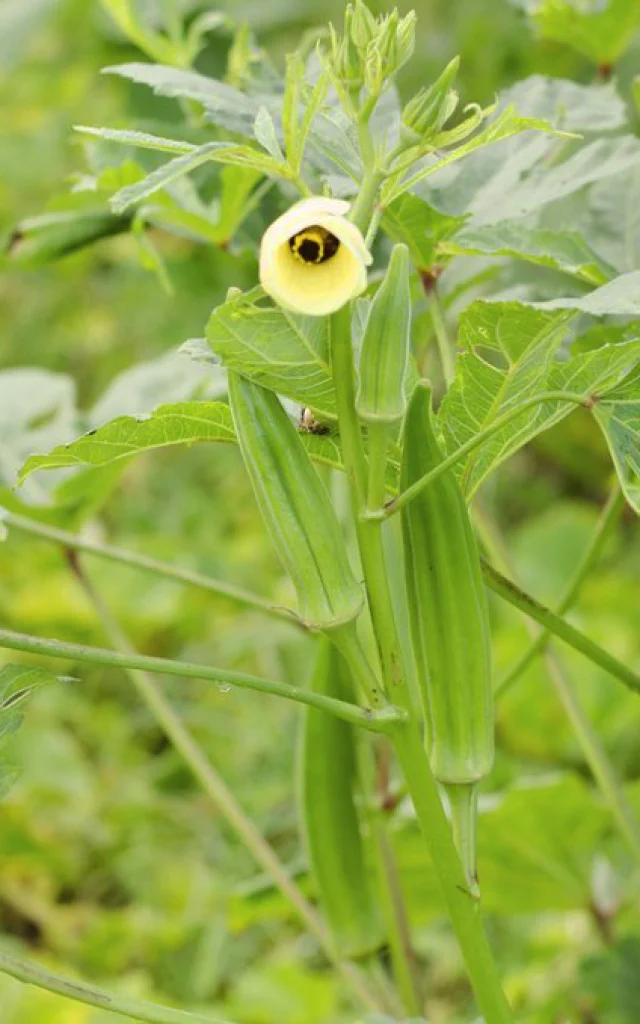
<box><xmin>445</xmin><ymin>782</ymin><xmax>481</xmax><ymax>901</ymax></box>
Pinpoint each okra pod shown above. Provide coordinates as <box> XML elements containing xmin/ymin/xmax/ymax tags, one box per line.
<box><xmin>401</xmin><ymin>381</ymin><xmax>493</xmax><ymax>891</ymax></box>
<box><xmin>228</xmin><ymin>373</ymin><xmax>363</xmax><ymax>630</ymax></box>
<box><xmin>299</xmin><ymin>640</ymin><xmax>384</xmax><ymax>958</ymax></box>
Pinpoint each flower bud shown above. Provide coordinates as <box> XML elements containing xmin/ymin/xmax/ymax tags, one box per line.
<box><xmin>356</xmin><ymin>243</ymin><xmax>411</xmax><ymax>424</ymax></box>
<box><xmin>350</xmin><ymin>0</ymin><xmax>378</xmax><ymax>50</ymax></box>
<box><xmin>259</xmin><ymin>197</ymin><xmax>372</xmax><ymax>317</ymax></box>
<box><xmin>401</xmin><ymin>56</ymin><xmax>460</xmax><ymax>142</ymax></box>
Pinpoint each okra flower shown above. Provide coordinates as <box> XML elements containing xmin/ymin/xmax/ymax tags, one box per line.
<box><xmin>259</xmin><ymin>197</ymin><xmax>372</xmax><ymax>316</ymax></box>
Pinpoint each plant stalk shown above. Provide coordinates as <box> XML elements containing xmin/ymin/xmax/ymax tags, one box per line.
<box><xmin>495</xmin><ymin>484</ymin><xmax>625</xmax><ymax>698</ymax></box>
<box><xmin>0</xmin><ymin>948</ymin><xmax>228</xmax><ymax>1024</ymax></box>
<box><xmin>0</xmin><ymin>627</ymin><xmax>405</xmax><ymax>734</ymax></box>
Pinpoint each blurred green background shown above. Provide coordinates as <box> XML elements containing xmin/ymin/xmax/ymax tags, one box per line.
<box><xmin>2</xmin><ymin>2</ymin><xmax>640</xmax><ymax>1022</ymax></box>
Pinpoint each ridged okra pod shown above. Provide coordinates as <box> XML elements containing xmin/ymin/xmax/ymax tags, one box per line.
<box><xmin>400</xmin><ymin>381</ymin><xmax>493</xmax><ymax>891</ymax></box>
<box><xmin>299</xmin><ymin>640</ymin><xmax>383</xmax><ymax>958</ymax></box>
<box><xmin>228</xmin><ymin>372</ymin><xmax>363</xmax><ymax>630</ymax></box>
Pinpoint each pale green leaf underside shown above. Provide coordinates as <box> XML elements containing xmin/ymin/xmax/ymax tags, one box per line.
<box><xmin>206</xmin><ymin>290</ymin><xmax>337</xmax><ymax>419</ymax></box>
<box><xmin>444</xmin><ymin>222</ymin><xmax>615</xmax><ymax>285</ymax></box>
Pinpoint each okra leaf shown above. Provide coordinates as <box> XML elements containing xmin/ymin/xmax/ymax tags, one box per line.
<box><xmin>532</xmin><ymin>270</ymin><xmax>640</xmax><ymax>315</ymax></box>
<box><xmin>382</xmin><ymin>193</ymin><xmax>464</xmax><ymax>270</ymax></box>
<box><xmin>74</xmin><ymin>126</ymin><xmax>198</xmax><ymax>155</ymax></box>
<box><xmin>0</xmin><ymin>664</ymin><xmax>65</xmax><ymax>802</ymax></box>
<box><xmin>584</xmin><ymin>167</ymin><xmax>640</xmax><ymax>274</ymax></box>
<box><xmin>439</xmin><ymin>301</ymin><xmax>640</xmax><ymax>496</ymax></box>
<box><xmin>104</xmin><ymin>63</ymin><xmax>260</xmax><ymax>136</ymax></box>
<box><xmin>443</xmin><ymin>222</ymin><xmax>615</xmax><ymax>285</ymax></box>
<box><xmin>206</xmin><ymin>289</ymin><xmax>337</xmax><ymax>419</ymax></box>
<box><xmin>18</xmin><ymin>401</ymin><xmax>237</xmax><ymax>480</ymax></box>
<box><xmin>592</xmin><ymin>365</ymin><xmax>640</xmax><ymax>515</ymax></box>
<box><xmin>4</xmin><ymin>209</ymin><xmax>132</xmax><ymax>267</ymax></box>
<box><xmin>513</xmin><ymin>0</ymin><xmax>640</xmax><ymax>65</ymax></box>
<box><xmin>108</xmin><ymin>142</ymin><xmax>280</xmax><ymax>215</ymax></box>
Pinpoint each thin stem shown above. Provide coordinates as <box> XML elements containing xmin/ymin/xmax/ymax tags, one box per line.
<box><xmin>4</xmin><ymin>512</ymin><xmax>302</xmax><ymax>629</ymax></box>
<box><xmin>0</xmin><ymin>628</ymin><xmax>406</xmax><ymax>734</ymax></box>
<box><xmin>380</xmin><ymin>391</ymin><xmax>589</xmax><ymax>519</ymax></box>
<box><xmin>482</xmin><ymin>562</ymin><xmax>640</xmax><ymax>698</ymax></box>
<box><xmin>0</xmin><ymin>948</ymin><xmax>228</xmax><ymax>1024</ymax></box>
<box><xmin>430</xmin><ymin>289</ymin><xmax>455</xmax><ymax>387</ymax></box>
<box><xmin>478</xmin><ymin>518</ymin><xmax>640</xmax><ymax>866</ymax></box>
<box><xmin>496</xmin><ymin>484</ymin><xmax>625</xmax><ymax>698</ymax></box>
<box><xmin>546</xmin><ymin>647</ymin><xmax>640</xmax><ymax>863</ymax></box>
<box><xmin>366</xmin><ymin>420</ymin><xmax>392</xmax><ymax>513</ymax></box>
<box><xmin>70</xmin><ymin>558</ymin><xmax>382</xmax><ymax>1014</ymax></box>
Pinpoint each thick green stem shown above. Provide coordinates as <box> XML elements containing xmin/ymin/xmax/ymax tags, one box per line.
<box><xmin>495</xmin><ymin>485</ymin><xmax>625</xmax><ymax>698</ymax></box>
<box><xmin>70</xmin><ymin>559</ymin><xmax>383</xmax><ymax>1014</ymax></box>
<box><xmin>0</xmin><ymin>627</ymin><xmax>405</xmax><ymax>734</ymax></box>
<box><xmin>4</xmin><ymin>512</ymin><xmax>301</xmax><ymax>629</ymax></box>
<box><xmin>482</xmin><ymin>562</ymin><xmax>640</xmax><ymax>698</ymax></box>
<box><xmin>0</xmin><ymin>948</ymin><xmax>227</xmax><ymax>1024</ymax></box>
<box><xmin>380</xmin><ymin>390</ymin><xmax>589</xmax><ymax>519</ymax></box>
<box><xmin>329</xmin><ymin>301</ymin><xmax>512</xmax><ymax>1020</ymax></box>
<box><xmin>446</xmin><ymin>783</ymin><xmax>480</xmax><ymax>899</ymax></box>
<box><xmin>392</xmin><ymin>725</ymin><xmax>513</xmax><ymax>1024</ymax></box>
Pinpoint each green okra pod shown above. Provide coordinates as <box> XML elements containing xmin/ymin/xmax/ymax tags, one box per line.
<box><xmin>228</xmin><ymin>373</ymin><xmax>363</xmax><ymax>630</ymax></box>
<box><xmin>299</xmin><ymin>640</ymin><xmax>384</xmax><ymax>958</ymax></box>
<box><xmin>400</xmin><ymin>381</ymin><xmax>493</xmax><ymax>892</ymax></box>
<box><xmin>356</xmin><ymin>243</ymin><xmax>411</xmax><ymax>425</ymax></box>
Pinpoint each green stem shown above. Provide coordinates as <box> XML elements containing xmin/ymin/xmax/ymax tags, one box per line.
<box><xmin>392</xmin><ymin>725</ymin><xmax>513</xmax><ymax>1024</ymax></box>
<box><xmin>430</xmin><ymin>289</ymin><xmax>455</xmax><ymax>387</ymax></box>
<box><xmin>380</xmin><ymin>391</ymin><xmax>589</xmax><ymax>519</ymax></box>
<box><xmin>495</xmin><ymin>485</ymin><xmax>625</xmax><ymax>698</ymax></box>
<box><xmin>70</xmin><ymin>559</ymin><xmax>383</xmax><ymax>1014</ymax></box>
<box><xmin>4</xmin><ymin>512</ymin><xmax>302</xmax><ymax>629</ymax></box>
<box><xmin>546</xmin><ymin>648</ymin><xmax>640</xmax><ymax>864</ymax></box>
<box><xmin>446</xmin><ymin>783</ymin><xmax>480</xmax><ymax>899</ymax></box>
<box><xmin>329</xmin><ymin>303</ymin><xmax>512</xmax><ymax>1020</ymax></box>
<box><xmin>0</xmin><ymin>947</ymin><xmax>228</xmax><ymax>1024</ymax></box>
<box><xmin>479</xmin><ymin>521</ymin><xmax>640</xmax><ymax>865</ymax></box>
<box><xmin>366</xmin><ymin>421</ymin><xmax>391</xmax><ymax>514</ymax></box>
<box><xmin>0</xmin><ymin>627</ymin><xmax>405</xmax><ymax>734</ymax></box>
<box><xmin>482</xmin><ymin>562</ymin><xmax>640</xmax><ymax>698</ymax></box>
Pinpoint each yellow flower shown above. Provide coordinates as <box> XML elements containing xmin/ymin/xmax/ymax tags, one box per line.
<box><xmin>259</xmin><ymin>196</ymin><xmax>373</xmax><ymax>316</ymax></box>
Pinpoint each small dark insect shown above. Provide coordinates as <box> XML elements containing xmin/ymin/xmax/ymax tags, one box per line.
<box><xmin>298</xmin><ymin>407</ymin><xmax>330</xmax><ymax>435</ymax></box>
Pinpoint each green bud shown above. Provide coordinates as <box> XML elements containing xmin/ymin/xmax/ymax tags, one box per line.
<box><xmin>356</xmin><ymin>243</ymin><xmax>411</xmax><ymax>424</ymax></box>
<box><xmin>395</xmin><ymin>11</ymin><xmax>417</xmax><ymax>70</ymax></box>
<box><xmin>376</xmin><ymin>11</ymin><xmax>399</xmax><ymax>71</ymax></box>
<box><xmin>401</xmin><ymin>56</ymin><xmax>460</xmax><ymax>142</ymax></box>
<box><xmin>364</xmin><ymin>46</ymin><xmax>384</xmax><ymax>96</ymax></box>
<box><xmin>350</xmin><ymin>0</ymin><xmax>378</xmax><ymax>50</ymax></box>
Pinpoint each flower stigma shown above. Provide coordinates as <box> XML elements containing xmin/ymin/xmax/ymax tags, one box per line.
<box><xmin>289</xmin><ymin>226</ymin><xmax>341</xmax><ymax>265</ymax></box>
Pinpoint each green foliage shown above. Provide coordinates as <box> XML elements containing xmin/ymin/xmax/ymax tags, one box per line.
<box><xmin>514</xmin><ymin>0</ymin><xmax>640</xmax><ymax>65</ymax></box>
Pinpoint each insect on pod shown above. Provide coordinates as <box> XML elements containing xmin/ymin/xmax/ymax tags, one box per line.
<box><xmin>228</xmin><ymin>372</ymin><xmax>364</xmax><ymax>631</ymax></box>
<box><xmin>400</xmin><ymin>381</ymin><xmax>494</xmax><ymax>894</ymax></box>
<box><xmin>299</xmin><ymin>639</ymin><xmax>384</xmax><ymax>958</ymax></box>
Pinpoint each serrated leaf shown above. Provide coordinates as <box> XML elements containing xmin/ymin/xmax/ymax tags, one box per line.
<box><xmin>253</xmin><ymin>106</ymin><xmax>284</xmax><ymax>161</ymax></box>
<box><xmin>74</xmin><ymin>125</ymin><xmax>197</xmax><ymax>155</ymax></box>
<box><xmin>104</xmin><ymin>62</ymin><xmax>259</xmax><ymax>135</ymax></box>
<box><xmin>438</xmin><ymin>301</ymin><xmax>640</xmax><ymax>496</ymax></box>
<box><xmin>443</xmin><ymin>221</ymin><xmax>615</xmax><ymax>285</ymax></box>
<box><xmin>19</xmin><ymin>401</ymin><xmax>237</xmax><ymax>480</ymax></box>
<box><xmin>533</xmin><ymin>270</ymin><xmax>640</xmax><ymax>315</ymax></box>
<box><xmin>592</xmin><ymin>364</ymin><xmax>640</xmax><ymax>514</ymax></box>
<box><xmin>387</xmin><ymin>105</ymin><xmax>565</xmax><ymax>204</ymax></box>
<box><xmin>206</xmin><ymin>289</ymin><xmax>337</xmax><ymax>419</ymax></box>
<box><xmin>108</xmin><ymin>142</ymin><xmax>281</xmax><ymax>214</ymax></box>
<box><xmin>517</xmin><ymin>0</ymin><xmax>640</xmax><ymax>65</ymax></box>
<box><xmin>584</xmin><ymin>167</ymin><xmax>640</xmax><ymax>274</ymax></box>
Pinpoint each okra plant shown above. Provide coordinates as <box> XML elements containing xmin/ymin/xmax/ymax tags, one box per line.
<box><xmin>4</xmin><ymin>0</ymin><xmax>640</xmax><ymax>1021</ymax></box>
